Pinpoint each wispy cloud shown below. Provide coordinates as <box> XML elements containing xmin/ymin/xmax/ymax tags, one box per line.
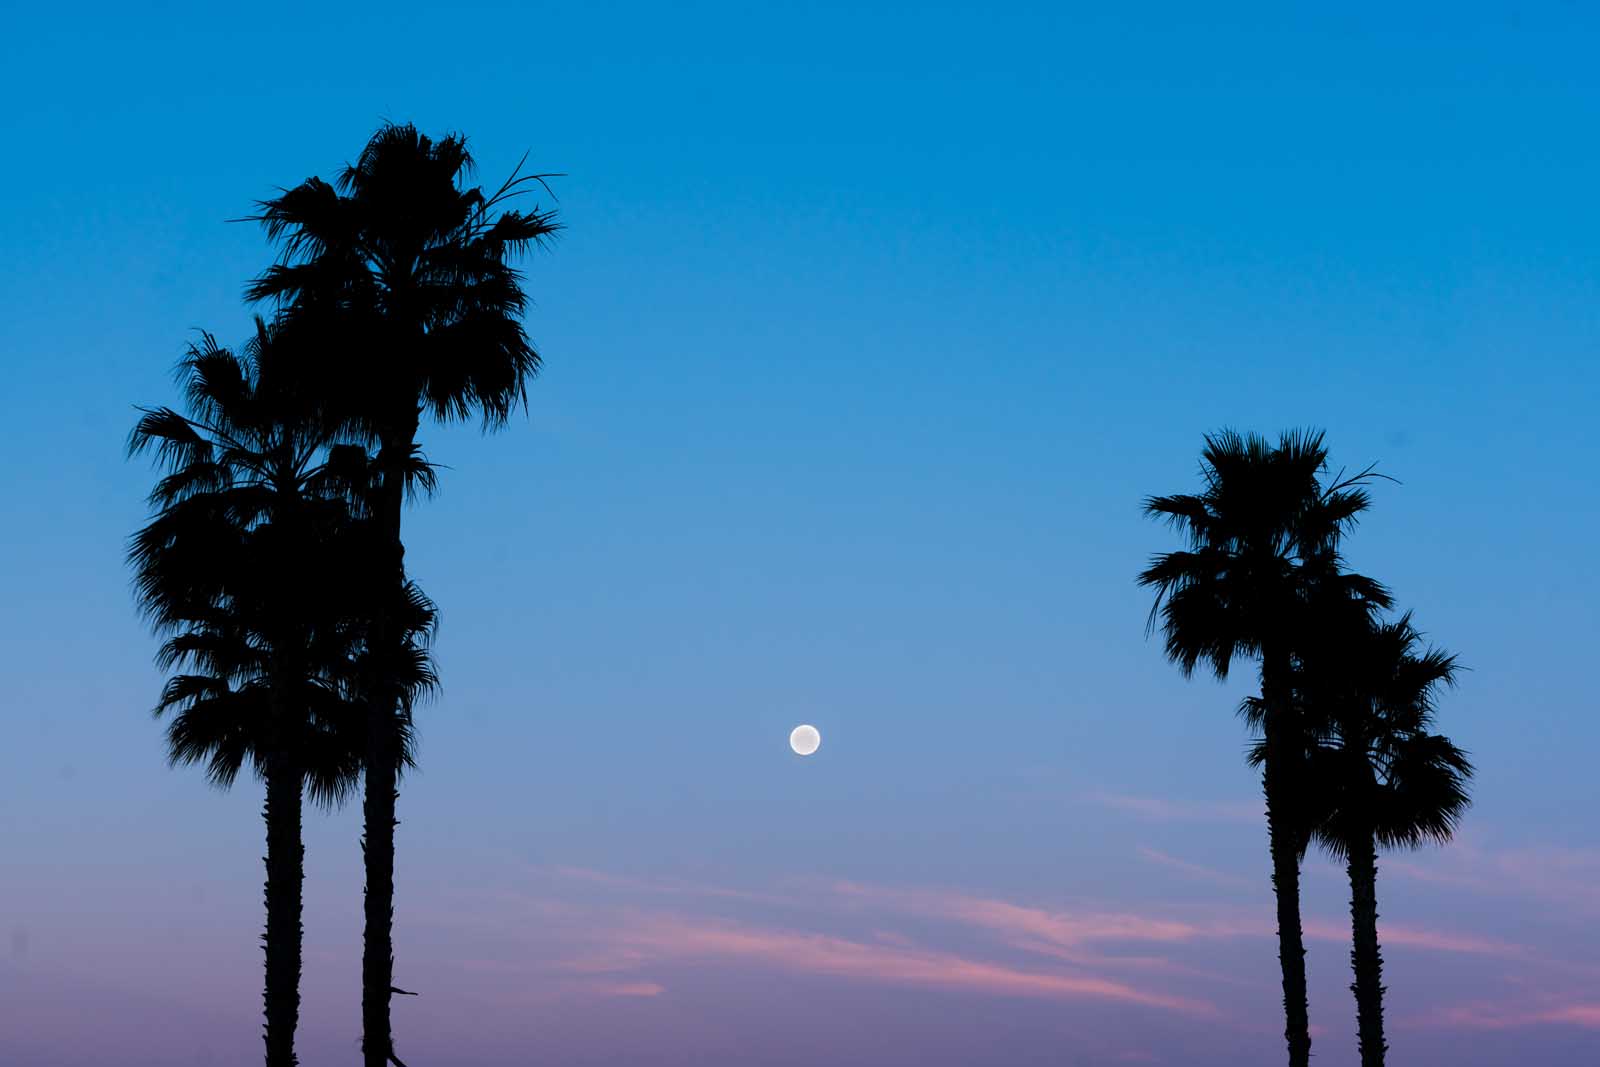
<box><xmin>583</xmin><ymin>980</ymin><xmax>666</xmax><ymax>998</ymax></box>
<box><xmin>833</xmin><ymin>880</ymin><xmax>1203</xmax><ymax>952</ymax></box>
<box><xmin>606</xmin><ymin>914</ymin><xmax>1217</xmax><ymax>1016</ymax></box>
<box><xmin>1297</xmin><ymin>918</ymin><xmax>1528</xmax><ymax>959</ymax></box>
<box><xmin>1388</xmin><ymin>840</ymin><xmax>1600</xmax><ymax>916</ymax></box>
<box><xmin>825</xmin><ymin>881</ymin><xmax>1261</xmax><ymax>989</ymax></box>
<box><xmin>1406</xmin><ymin>998</ymin><xmax>1600</xmax><ymax>1031</ymax></box>
<box><xmin>469</xmin><ymin>872</ymin><xmax>1225</xmax><ymax>1015</ymax></box>
<box><xmin>437</xmin><ymin>862</ymin><xmax>1578</xmax><ymax>1040</ymax></box>
<box><xmin>831</xmin><ymin>878</ymin><xmax>1514</xmax><ymax>964</ymax></box>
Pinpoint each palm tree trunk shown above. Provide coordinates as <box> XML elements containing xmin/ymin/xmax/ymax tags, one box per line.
<box><xmin>361</xmin><ymin>737</ymin><xmax>399</xmax><ymax>1067</ymax></box>
<box><xmin>1261</xmin><ymin>652</ymin><xmax>1312</xmax><ymax>1067</ymax></box>
<box><xmin>263</xmin><ymin>751</ymin><xmax>305</xmax><ymax>1067</ymax></box>
<box><xmin>1347</xmin><ymin>829</ymin><xmax>1387</xmax><ymax>1066</ymax></box>
<box><xmin>362</xmin><ymin>426</ymin><xmax>412</xmax><ymax>1067</ymax></box>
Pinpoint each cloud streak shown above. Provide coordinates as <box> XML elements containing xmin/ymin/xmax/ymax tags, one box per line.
<box><xmin>434</xmin><ymin>860</ymin><xmax>1587</xmax><ymax>1047</ymax></box>
<box><xmin>833</xmin><ymin>880</ymin><xmax>1203</xmax><ymax>952</ymax></box>
<box><xmin>1388</xmin><ymin>840</ymin><xmax>1600</xmax><ymax>916</ymax></box>
<box><xmin>1407</xmin><ymin>999</ymin><xmax>1600</xmax><ymax>1031</ymax></box>
<box><xmin>500</xmin><ymin>871</ymin><xmax>1229</xmax><ymax>1014</ymax></box>
<box><xmin>1296</xmin><ymin>918</ymin><xmax>1528</xmax><ymax>959</ymax></box>
<box><xmin>607</xmin><ymin>914</ymin><xmax>1217</xmax><ymax>1015</ymax></box>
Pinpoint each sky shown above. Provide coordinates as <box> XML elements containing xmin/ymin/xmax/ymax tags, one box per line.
<box><xmin>3</xmin><ymin>2</ymin><xmax>1599</xmax><ymax>1063</ymax></box>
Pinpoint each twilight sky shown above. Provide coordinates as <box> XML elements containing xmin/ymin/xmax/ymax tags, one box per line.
<box><xmin>4</xmin><ymin>3</ymin><xmax>1599</xmax><ymax>1064</ymax></box>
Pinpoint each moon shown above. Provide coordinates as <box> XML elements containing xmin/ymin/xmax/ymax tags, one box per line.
<box><xmin>789</xmin><ymin>724</ymin><xmax>821</xmax><ymax>756</ymax></box>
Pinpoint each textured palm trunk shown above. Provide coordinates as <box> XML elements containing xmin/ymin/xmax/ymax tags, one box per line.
<box><xmin>263</xmin><ymin>751</ymin><xmax>305</xmax><ymax>1067</ymax></box>
<box><xmin>1347</xmin><ymin>828</ymin><xmax>1387</xmax><ymax>1066</ymax></box>
<box><xmin>362</xmin><ymin>425</ymin><xmax>411</xmax><ymax>1067</ymax></box>
<box><xmin>1261</xmin><ymin>651</ymin><xmax>1312</xmax><ymax>1067</ymax></box>
<box><xmin>361</xmin><ymin>737</ymin><xmax>399</xmax><ymax>1067</ymax></box>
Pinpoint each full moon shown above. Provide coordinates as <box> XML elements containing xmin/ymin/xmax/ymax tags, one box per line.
<box><xmin>789</xmin><ymin>724</ymin><xmax>821</xmax><ymax>756</ymax></box>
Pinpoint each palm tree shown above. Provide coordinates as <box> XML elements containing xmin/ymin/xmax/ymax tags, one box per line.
<box><xmin>1137</xmin><ymin>429</ymin><xmax>1390</xmax><ymax>1067</ymax></box>
<box><xmin>1250</xmin><ymin>613</ymin><xmax>1472</xmax><ymax>1067</ymax></box>
<box><xmin>128</xmin><ymin>323</ymin><xmax>438</xmax><ymax>1067</ymax></box>
<box><xmin>244</xmin><ymin>122</ymin><xmax>558</xmax><ymax>1067</ymax></box>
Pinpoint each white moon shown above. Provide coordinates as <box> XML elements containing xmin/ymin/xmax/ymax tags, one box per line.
<box><xmin>789</xmin><ymin>724</ymin><xmax>821</xmax><ymax>756</ymax></box>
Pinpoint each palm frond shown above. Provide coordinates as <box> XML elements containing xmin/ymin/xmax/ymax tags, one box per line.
<box><xmin>129</xmin><ymin>318</ymin><xmax>376</xmax><ymax>800</ymax></box>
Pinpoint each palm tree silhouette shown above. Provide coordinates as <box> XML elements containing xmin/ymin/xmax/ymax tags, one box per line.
<box><xmin>128</xmin><ymin>322</ymin><xmax>438</xmax><ymax>1067</ymax></box>
<box><xmin>1249</xmin><ymin>612</ymin><xmax>1472</xmax><ymax>1066</ymax></box>
<box><xmin>1137</xmin><ymin>429</ymin><xmax>1390</xmax><ymax>1067</ymax></box>
<box><xmin>245</xmin><ymin>122</ymin><xmax>558</xmax><ymax>1067</ymax></box>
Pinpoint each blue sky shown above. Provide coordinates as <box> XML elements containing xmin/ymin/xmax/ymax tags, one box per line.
<box><xmin>3</xmin><ymin>3</ymin><xmax>1599</xmax><ymax>1064</ymax></box>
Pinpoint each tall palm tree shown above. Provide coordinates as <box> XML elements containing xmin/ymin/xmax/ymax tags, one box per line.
<box><xmin>245</xmin><ymin>122</ymin><xmax>558</xmax><ymax>1067</ymax></box>
<box><xmin>1250</xmin><ymin>613</ymin><xmax>1472</xmax><ymax>1067</ymax></box>
<box><xmin>128</xmin><ymin>323</ymin><xmax>438</xmax><ymax>1067</ymax></box>
<box><xmin>1137</xmin><ymin>429</ymin><xmax>1390</xmax><ymax>1067</ymax></box>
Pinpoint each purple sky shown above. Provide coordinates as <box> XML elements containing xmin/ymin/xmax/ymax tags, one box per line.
<box><xmin>6</xmin><ymin>773</ymin><xmax>1597</xmax><ymax>1064</ymax></box>
<box><xmin>5</xmin><ymin>1</ymin><xmax>1600</xmax><ymax>1063</ymax></box>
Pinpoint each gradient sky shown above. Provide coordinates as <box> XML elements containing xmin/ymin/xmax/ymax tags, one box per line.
<box><xmin>4</xmin><ymin>3</ymin><xmax>1600</xmax><ymax>1064</ymax></box>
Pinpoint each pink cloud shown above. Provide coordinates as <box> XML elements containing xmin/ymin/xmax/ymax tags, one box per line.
<box><xmin>1181</xmin><ymin>915</ymin><xmax>1527</xmax><ymax>960</ymax></box>
<box><xmin>1389</xmin><ymin>841</ymin><xmax>1600</xmax><ymax>916</ymax></box>
<box><xmin>831</xmin><ymin>881</ymin><xmax>1203</xmax><ymax>952</ymax></box>
<box><xmin>825</xmin><ymin>881</ymin><xmax>1258</xmax><ymax>988</ymax></box>
<box><xmin>582</xmin><ymin>981</ymin><xmax>666</xmax><ymax>998</ymax></box>
<box><xmin>450</xmin><ymin>874</ymin><xmax>1223</xmax><ymax>1015</ymax></box>
<box><xmin>1296</xmin><ymin>918</ymin><xmax>1528</xmax><ymax>959</ymax></box>
<box><xmin>442</xmin><ymin>863</ymin><xmax>1581</xmax><ymax>1034</ymax></box>
<box><xmin>1407</xmin><ymin>999</ymin><xmax>1600</xmax><ymax>1031</ymax></box>
<box><xmin>831</xmin><ymin>879</ymin><xmax>1514</xmax><ymax>964</ymax></box>
<box><xmin>1538</xmin><ymin>1004</ymin><xmax>1600</xmax><ymax>1028</ymax></box>
<box><xmin>608</xmin><ymin>914</ymin><xmax>1217</xmax><ymax>1016</ymax></box>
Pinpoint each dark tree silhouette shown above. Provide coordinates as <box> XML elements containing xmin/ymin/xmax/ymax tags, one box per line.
<box><xmin>1249</xmin><ymin>612</ymin><xmax>1472</xmax><ymax>1067</ymax></box>
<box><xmin>246</xmin><ymin>122</ymin><xmax>558</xmax><ymax>1067</ymax></box>
<box><xmin>1137</xmin><ymin>429</ymin><xmax>1390</xmax><ymax>1067</ymax></box>
<box><xmin>128</xmin><ymin>322</ymin><xmax>438</xmax><ymax>1067</ymax></box>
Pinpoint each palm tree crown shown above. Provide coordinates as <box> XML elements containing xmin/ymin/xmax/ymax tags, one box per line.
<box><xmin>129</xmin><ymin>321</ymin><xmax>372</xmax><ymax>795</ymax></box>
<box><xmin>1299</xmin><ymin>614</ymin><xmax>1472</xmax><ymax>855</ymax></box>
<box><xmin>246</xmin><ymin>122</ymin><xmax>559</xmax><ymax>440</ymax></box>
<box><xmin>1139</xmin><ymin>428</ymin><xmax>1391</xmax><ymax>678</ymax></box>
